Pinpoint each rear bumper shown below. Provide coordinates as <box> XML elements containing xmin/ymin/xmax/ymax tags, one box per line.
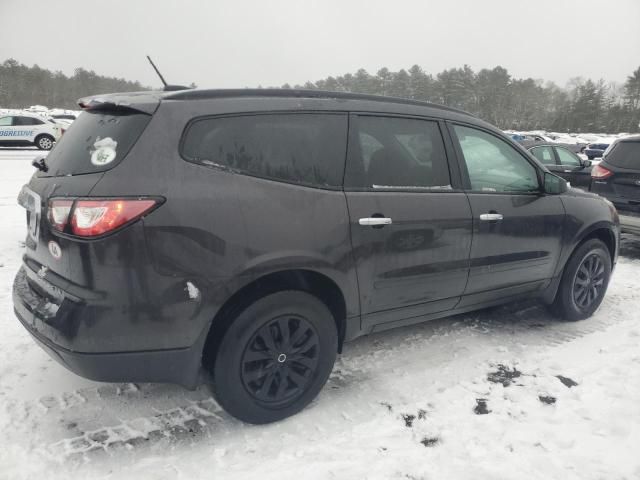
<box><xmin>12</xmin><ymin>266</ymin><xmax>207</xmax><ymax>388</ymax></box>
<box><xmin>619</xmin><ymin>214</ymin><xmax>640</xmax><ymax>235</ymax></box>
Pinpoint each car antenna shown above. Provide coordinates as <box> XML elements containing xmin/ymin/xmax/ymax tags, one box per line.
<box><xmin>146</xmin><ymin>55</ymin><xmax>191</xmax><ymax>92</ymax></box>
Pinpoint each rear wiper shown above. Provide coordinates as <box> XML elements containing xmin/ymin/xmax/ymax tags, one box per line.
<box><xmin>31</xmin><ymin>156</ymin><xmax>48</xmax><ymax>172</ymax></box>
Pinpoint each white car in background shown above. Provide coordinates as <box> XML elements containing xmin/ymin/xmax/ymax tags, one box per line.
<box><xmin>0</xmin><ymin>112</ymin><xmax>63</xmax><ymax>150</ymax></box>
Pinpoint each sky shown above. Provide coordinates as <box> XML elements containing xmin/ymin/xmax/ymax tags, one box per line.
<box><xmin>1</xmin><ymin>0</ymin><xmax>639</xmax><ymax>90</ymax></box>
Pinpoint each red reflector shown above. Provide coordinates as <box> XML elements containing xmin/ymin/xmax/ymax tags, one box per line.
<box><xmin>591</xmin><ymin>164</ymin><xmax>613</xmax><ymax>180</ymax></box>
<box><xmin>70</xmin><ymin>199</ymin><xmax>157</xmax><ymax>237</ymax></box>
<box><xmin>47</xmin><ymin>199</ymin><xmax>73</xmax><ymax>231</ymax></box>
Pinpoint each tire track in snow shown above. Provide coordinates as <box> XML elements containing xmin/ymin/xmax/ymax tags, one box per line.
<box><xmin>6</xmin><ymin>259</ymin><xmax>639</xmax><ymax>463</ymax></box>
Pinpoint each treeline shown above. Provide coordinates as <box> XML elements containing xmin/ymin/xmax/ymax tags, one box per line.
<box><xmin>2</xmin><ymin>57</ymin><xmax>639</xmax><ymax>133</ymax></box>
<box><xmin>283</xmin><ymin>65</ymin><xmax>640</xmax><ymax>133</ymax></box>
<box><xmin>0</xmin><ymin>58</ymin><xmax>148</xmax><ymax>109</ymax></box>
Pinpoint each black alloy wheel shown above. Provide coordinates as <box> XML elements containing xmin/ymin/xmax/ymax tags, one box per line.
<box><xmin>241</xmin><ymin>314</ymin><xmax>320</xmax><ymax>405</ymax></box>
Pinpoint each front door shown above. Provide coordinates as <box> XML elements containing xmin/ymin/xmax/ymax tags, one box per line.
<box><xmin>554</xmin><ymin>146</ymin><xmax>592</xmax><ymax>189</ymax></box>
<box><xmin>449</xmin><ymin>124</ymin><xmax>565</xmax><ymax>306</ymax></box>
<box><xmin>344</xmin><ymin>114</ymin><xmax>473</xmax><ymax>329</ymax></box>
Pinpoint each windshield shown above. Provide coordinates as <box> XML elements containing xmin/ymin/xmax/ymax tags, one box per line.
<box><xmin>41</xmin><ymin>110</ymin><xmax>151</xmax><ymax>177</ymax></box>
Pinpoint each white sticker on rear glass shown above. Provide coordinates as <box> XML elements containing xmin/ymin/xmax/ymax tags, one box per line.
<box><xmin>90</xmin><ymin>136</ymin><xmax>118</xmax><ymax>166</ymax></box>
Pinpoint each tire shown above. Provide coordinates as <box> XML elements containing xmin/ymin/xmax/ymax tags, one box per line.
<box><xmin>210</xmin><ymin>290</ymin><xmax>338</xmax><ymax>424</ymax></box>
<box><xmin>35</xmin><ymin>134</ymin><xmax>54</xmax><ymax>150</ymax></box>
<box><xmin>551</xmin><ymin>239</ymin><xmax>611</xmax><ymax>321</ymax></box>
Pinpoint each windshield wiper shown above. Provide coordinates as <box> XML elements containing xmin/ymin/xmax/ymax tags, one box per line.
<box><xmin>31</xmin><ymin>156</ymin><xmax>48</xmax><ymax>172</ymax></box>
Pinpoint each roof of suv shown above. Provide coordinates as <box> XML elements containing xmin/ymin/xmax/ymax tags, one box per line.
<box><xmin>79</xmin><ymin>88</ymin><xmax>474</xmax><ymax>118</ymax></box>
<box><xmin>164</xmin><ymin>88</ymin><xmax>473</xmax><ymax>116</ymax></box>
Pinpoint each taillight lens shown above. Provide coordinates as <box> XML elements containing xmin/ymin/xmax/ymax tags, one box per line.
<box><xmin>48</xmin><ymin>199</ymin><xmax>73</xmax><ymax>232</ymax></box>
<box><xmin>591</xmin><ymin>164</ymin><xmax>613</xmax><ymax>180</ymax></box>
<box><xmin>48</xmin><ymin>198</ymin><xmax>158</xmax><ymax>237</ymax></box>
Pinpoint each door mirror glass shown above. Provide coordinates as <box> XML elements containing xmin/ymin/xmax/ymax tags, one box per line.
<box><xmin>543</xmin><ymin>172</ymin><xmax>568</xmax><ymax>194</ymax></box>
<box><xmin>581</xmin><ymin>159</ymin><xmax>592</xmax><ymax>168</ymax></box>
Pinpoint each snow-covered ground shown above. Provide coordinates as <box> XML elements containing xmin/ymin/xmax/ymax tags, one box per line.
<box><xmin>1</xmin><ymin>148</ymin><xmax>639</xmax><ymax>480</ymax></box>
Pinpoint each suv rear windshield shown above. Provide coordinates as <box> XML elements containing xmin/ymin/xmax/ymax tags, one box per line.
<box><xmin>41</xmin><ymin>110</ymin><xmax>151</xmax><ymax>177</ymax></box>
<box><xmin>604</xmin><ymin>141</ymin><xmax>640</xmax><ymax>169</ymax></box>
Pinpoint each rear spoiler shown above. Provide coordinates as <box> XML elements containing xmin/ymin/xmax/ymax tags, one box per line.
<box><xmin>78</xmin><ymin>91</ymin><xmax>162</xmax><ymax>115</ymax></box>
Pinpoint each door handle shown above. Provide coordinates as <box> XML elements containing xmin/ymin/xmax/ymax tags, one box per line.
<box><xmin>359</xmin><ymin>217</ymin><xmax>393</xmax><ymax>226</ymax></box>
<box><xmin>479</xmin><ymin>213</ymin><xmax>503</xmax><ymax>221</ymax></box>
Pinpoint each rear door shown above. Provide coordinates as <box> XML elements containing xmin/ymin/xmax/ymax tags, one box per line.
<box><xmin>448</xmin><ymin>123</ymin><xmax>565</xmax><ymax>306</ymax></box>
<box><xmin>344</xmin><ymin>114</ymin><xmax>472</xmax><ymax>329</ymax></box>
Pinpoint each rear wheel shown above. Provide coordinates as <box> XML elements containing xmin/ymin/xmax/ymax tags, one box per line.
<box><xmin>35</xmin><ymin>134</ymin><xmax>54</xmax><ymax>150</ymax></box>
<box><xmin>210</xmin><ymin>291</ymin><xmax>338</xmax><ymax>424</ymax></box>
<box><xmin>551</xmin><ymin>239</ymin><xmax>611</xmax><ymax>321</ymax></box>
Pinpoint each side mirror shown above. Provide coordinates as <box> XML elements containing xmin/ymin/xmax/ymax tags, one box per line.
<box><xmin>581</xmin><ymin>159</ymin><xmax>592</xmax><ymax>168</ymax></box>
<box><xmin>543</xmin><ymin>171</ymin><xmax>568</xmax><ymax>194</ymax></box>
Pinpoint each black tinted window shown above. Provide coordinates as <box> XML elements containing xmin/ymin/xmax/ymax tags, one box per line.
<box><xmin>14</xmin><ymin>116</ymin><xmax>43</xmax><ymax>126</ymax></box>
<box><xmin>182</xmin><ymin>113</ymin><xmax>348</xmax><ymax>188</ymax></box>
<box><xmin>345</xmin><ymin>116</ymin><xmax>451</xmax><ymax>190</ymax></box>
<box><xmin>605</xmin><ymin>141</ymin><xmax>640</xmax><ymax>169</ymax></box>
<box><xmin>43</xmin><ymin>111</ymin><xmax>151</xmax><ymax>177</ymax></box>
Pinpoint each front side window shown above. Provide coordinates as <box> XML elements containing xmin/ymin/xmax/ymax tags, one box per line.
<box><xmin>0</xmin><ymin>116</ymin><xmax>12</xmax><ymax>126</ymax></box>
<box><xmin>555</xmin><ymin>147</ymin><xmax>581</xmax><ymax>167</ymax></box>
<box><xmin>345</xmin><ymin>116</ymin><xmax>451</xmax><ymax>189</ymax></box>
<box><xmin>453</xmin><ymin>125</ymin><xmax>539</xmax><ymax>193</ymax></box>
<box><xmin>530</xmin><ymin>146</ymin><xmax>556</xmax><ymax>165</ymax></box>
<box><xmin>182</xmin><ymin>113</ymin><xmax>347</xmax><ymax>188</ymax></box>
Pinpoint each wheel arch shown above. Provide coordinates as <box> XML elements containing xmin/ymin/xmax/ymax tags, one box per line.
<box><xmin>544</xmin><ymin>222</ymin><xmax>618</xmax><ymax>304</ymax></box>
<box><xmin>201</xmin><ymin>269</ymin><xmax>349</xmax><ymax>372</ymax></box>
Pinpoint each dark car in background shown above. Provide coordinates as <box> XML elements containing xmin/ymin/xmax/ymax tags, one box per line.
<box><xmin>528</xmin><ymin>144</ymin><xmax>593</xmax><ymax>189</ymax></box>
<box><xmin>584</xmin><ymin>143</ymin><xmax>610</xmax><ymax>160</ymax></box>
<box><xmin>590</xmin><ymin>135</ymin><xmax>640</xmax><ymax>235</ymax></box>
<box><xmin>13</xmin><ymin>89</ymin><xmax>619</xmax><ymax>424</ymax></box>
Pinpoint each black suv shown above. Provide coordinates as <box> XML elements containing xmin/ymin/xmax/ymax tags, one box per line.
<box><xmin>13</xmin><ymin>89</ymin><xmax>619</xmax><ymax>423</ymax></box>
<box><xmin>590</xmin><ymin>135</ymin><xmax>640</xmax><ymax>235</ymax></box>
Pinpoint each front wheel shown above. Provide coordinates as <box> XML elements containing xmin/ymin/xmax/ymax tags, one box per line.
<box><xmin>210</xmin><ymin>291</ymin><xmax>338</xmax><ymax>424</ymax></box>
<box><xmin>35</xmin><ymin>134</ymin><xmax>54</xmax><ymax>150</ymax></box>
<box><xmin>551</xmin><ymin>239</ymin><xmax>611</xmax><ymax>321</ymax></box>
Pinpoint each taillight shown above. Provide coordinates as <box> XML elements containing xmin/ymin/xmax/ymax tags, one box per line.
<box><xmin>48</xmin><ymin>199</ymin><xmax>73</xmax><ymax>232</ymax></box>
<box><xmin>48</xmin><ymin>198</ymin><xmax>158</xmax><ymax>237</ymax></box>
<box><xmin>591</xmin><ymin>164</ymin><xmax>613</xmax><ymax>180</ymax></box>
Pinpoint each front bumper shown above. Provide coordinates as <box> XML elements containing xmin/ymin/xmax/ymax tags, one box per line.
<box><xmin>13</xmin><ymin>266</ymin><xmax>207</xmax><ymax>388</ymax></box>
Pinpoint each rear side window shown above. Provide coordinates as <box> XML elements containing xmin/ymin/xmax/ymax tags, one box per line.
<box><xmin>15</xmin><ymin>116</ymin><xmax>44</xmax><ymax>126</ymax></box>
<box><xmin>43</xmin><ymin>110</ymin><xmax>151</xmax><ymax>177</ymax></box>
<box><xmin>605</xmin><ymin>141</ymin><xmax>640</xmax><ymax>169</ymax></box>
<box><xmin>181</xmin><ymin>113</ymin><xmax>348</xmax><ymax>188</ymax></box>
<box><xmin>344</xmin><ymin>115</ymin><xmax>451</xmax><ymax>190</ymax></box>
<box><xmin>530</xmin><ymin>146</ymin><xmax>555</xmax><ymax>165</ymax></box>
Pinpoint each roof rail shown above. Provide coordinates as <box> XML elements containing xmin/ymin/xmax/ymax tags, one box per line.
<box><xmin>164</xmin><ymin>88</ymin><xmax>473</xmax><ymax>116</ymax></box>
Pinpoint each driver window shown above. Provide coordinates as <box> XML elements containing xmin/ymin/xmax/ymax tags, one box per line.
<box><xmin>453</xmin><ymin>125</ymin><xmax>539</xmax><ymax>193</ymax></box>
<box><xmin>556</xmin><ymin>147</ymin><xmax>581</xmax><ymax>167</ymax></box>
